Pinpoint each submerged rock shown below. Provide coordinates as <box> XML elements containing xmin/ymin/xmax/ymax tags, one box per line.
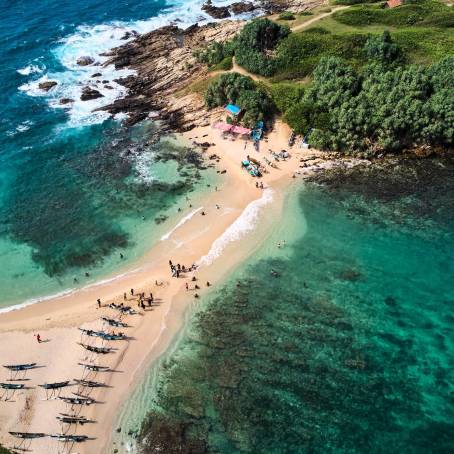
<box><xmin>59</xmin><ymin>98</ymin><xmax>74</xmax><ymax>105</ymax></box>
<box><xmin>80</xmin><ymin>86</ymin><xmax>104</xmax><ymax>101</ymax></box>
<box><xmin>38</xmin><ymin>80</ymin><xmax>57</xmax><ymax>91</ymax></box>
<box><xmin>76</xmin><ymin>56</ymin><xmax>95</xmax><ymax>66</ymax></box>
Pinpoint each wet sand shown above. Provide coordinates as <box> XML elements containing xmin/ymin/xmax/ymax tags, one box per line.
<box><xmin>0</xmin><ymin>119</ymin><xmax>309</xmax><ymax>453</ymax></box>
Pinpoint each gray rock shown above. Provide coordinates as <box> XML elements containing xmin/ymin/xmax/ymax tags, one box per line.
<box><xmin>77</xmin><ymin>56</ymin><xmax>95</xmax><ymax>66</ymax></box>
<box><xmin>80</xmin><ymin>86</ymin><xmax>104</xmax><ymax>101</ymax></box>
<box><xmin>38</xmin><ymin>80</ymin><xmax>58</xmax><ymax>91</ymax></box>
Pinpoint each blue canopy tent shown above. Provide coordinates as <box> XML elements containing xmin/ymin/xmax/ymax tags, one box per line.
<box><xmin>225</xmin><ymin>104</ymin><xmax>242</xmax><ymax>117</ymax></box>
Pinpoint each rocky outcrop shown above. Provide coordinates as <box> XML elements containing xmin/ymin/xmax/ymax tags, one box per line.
<box><xmin>77</xmin><ymin>56</ymin><xmax>95</xmax><ymax>66</ymax></box>
<box><xmin>59</xmin><ymin>98</ymin><xmax>74</xmax><ymax>105</ymax></box>
<box><xmin>99</xmin><ymin>21</ymin><xmax>244</xmax><ymax>130</ymax></box>
<box><xmin>80</xmin><ymin>86</ymin><xmax>104</xmax><ymax>101</ymax></box>
<box><xmin>230</xmin><ymin>2</ymin><xmax>257</xmax><ymax>14</ymax></box>
<box><xmin>39</xmin><ymin>80</ymin><xmax>57</xmax><ymax>91</ymax></box>
<box><xmin>202</xmin><ymin>1</ymin><xmax>231</xmax><ymax>19</ymax></box>
<box><xmin>262</xmin><ymin>0</ymin><xmax>325</xmax><ymax>14</ymax></box>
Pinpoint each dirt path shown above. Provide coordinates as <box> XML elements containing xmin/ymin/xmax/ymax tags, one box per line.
<box><xmin>228</xmin><ymin>5</ymin><xmax>351</xmax><ymax>81</ymax></box>
<box><xmin>290</xmin><ymin>5</ymin><xmax>350</xmax><ymax>33</ymax></box>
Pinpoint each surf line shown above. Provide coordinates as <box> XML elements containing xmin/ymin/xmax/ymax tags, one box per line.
<box><xmin>160</xmin><ymin>207</ymin><xmax>204</xmax><ymax>241</ymax></box>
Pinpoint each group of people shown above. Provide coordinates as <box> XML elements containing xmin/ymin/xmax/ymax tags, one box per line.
<box><xmin>169</xmin><ymin>260</ymin><xmax>197</xmax><ymax>278</ymax></box>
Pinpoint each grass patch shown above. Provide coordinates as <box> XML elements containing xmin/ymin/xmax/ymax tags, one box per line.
<box><xmin>208</xmin><ymin>56</ymin><xmax>233</xmax><ymax>72</ymax></box>
<box><xmin>333</xmin><ymin>0</ymin><xmax>454</xmax><ymax>28</ymax></box>
<box><xmin>174</xmin><ymin>74</ymin><xmax>221</xmax><ymax>98</ymax></box>
<box><xmin>278</xmin><ymin>11</ymin><xmax>296</xmax><ymax>20</ymax></box>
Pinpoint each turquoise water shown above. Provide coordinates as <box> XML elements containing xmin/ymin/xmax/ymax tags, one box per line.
<box><xmin>1</xmin><ymin>0</ymin><xmax>246</xmax><ymax>307</ymax></box>
<box><xmin>122</xmin><ymin>158</ymin><xmax>453</xmax><ymax>453</ymax></box>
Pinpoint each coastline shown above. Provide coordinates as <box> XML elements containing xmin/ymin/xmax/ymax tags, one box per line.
<box><xmin>0</xmin><ymin>118</ymin><xmax>314</xmax><ymax>453</ymax></box>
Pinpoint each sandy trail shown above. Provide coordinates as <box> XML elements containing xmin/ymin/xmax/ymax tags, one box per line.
<box><xmin>0</xmin><ymin>118</ymin><xmax>307</xmax><ymax>454</ymax></box>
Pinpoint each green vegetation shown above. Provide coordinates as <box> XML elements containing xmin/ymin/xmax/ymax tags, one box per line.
<box><xmin>334</xmin><ymin>0</ymin><xmax>454</xmax><ymax>28</ymax></box>
<box><xmin>205</xmin><ymin>73</ymin><xmax>274</xmax><ymax>126</ymax></box>
<box><xmin>234</xmin><ymin>19</ymin><xmax>290</xmax><ymax>76</ymax></box>
<box><xmin>209</xmin><ymin>56</ymin><xmax>233</xmax><ymax>71</ymax></box>
<box><xmin>0</xmin><ymin>446</ymin><xmax>12</xmax><ymax>454</ymax></box>
<box><xmin>278</xmin><ymin>11</ymin><xmax>296</xmax><ymax>20</ymax></box>
<box><xmin>293</xmin><ymin>56</ymin><xmax>454</xmax><ymax>154</ymax></box>
<box><xmin>198</xmin><ymin>1</ymin><xmax>453</xmax><ymax>154</ymax></box>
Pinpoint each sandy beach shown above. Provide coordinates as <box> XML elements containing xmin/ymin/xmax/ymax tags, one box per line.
<box><xmin>0</xmin><ymin>116</ymin><xmax>316</xmax><ymax>453</ymax></box>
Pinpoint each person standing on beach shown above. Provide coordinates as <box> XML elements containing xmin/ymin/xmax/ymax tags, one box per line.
<box><xmin>36</xmin><ymin>334</ymin><xmax>41</xmax><ymax>343</ymax></box>
<box><xmin>186</xmin><ymin>283</ymin><xmax>189</xmax><ymax>291</ymax></box>
<box><xmin>97</xmin><ymin>298</ymin><xmax>101</xmax><ymax>308</ymax></box>
<box><xmin>124</xmin><ymin>292</ymin><xmax>127</xmax><ymax>301</ymax></box>
<box><xmin>130</xmin><ymin>288</ymin><xmax>134</xmax><ymax>296</ymax></box>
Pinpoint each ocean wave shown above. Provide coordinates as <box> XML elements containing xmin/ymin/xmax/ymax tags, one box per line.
<box><xmin>17</xmin><ymin>0</ymin><xmax>261</xmax><ymax>129</ymax></box>
<box><xmin>161</xmin><ymin>207</ymin><xmax>204</xmax><ymax>241</ymax></box>
<box><xmin>198</xmin><ymin>188</ymin><xmax>274</xmax><ymax>266</ymax></box>
<box><xmin>6</xmin><ymin>120</ymin><xmax>34</xmax><ymax>136</ymax></box>
<box><xmin>17</xmin><ymin>63</ymin><xmax>45</xmax><ymax>76</ymax></box>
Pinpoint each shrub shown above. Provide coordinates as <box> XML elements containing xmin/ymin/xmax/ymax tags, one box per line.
<box><xmin>235</xmin><ymin>19</ymin><xmax>290</xmax><ymax>76</ymax></box>
<box><xmin>269</xmin><ymin>83</ymin><xmax>305</xmax><ymax>113</ymax></box>
<box><xmin>209</xmin><ymin>56</ymin><xmax>233</xmax><ymax>71</ymax></box>
<box><xmin>279</xmin><ymin>11</ymin><xmax>296</xmax><ymax>20</ymax></box>
<box><xmin>363</xmin><ymin>30</ymin><xmax>401</xmax><ymax>64</ymax></box>
<box><xmin>204</xmin><ymin>72</ymin><xmax>274</xmax><ymax>127</ymax></box>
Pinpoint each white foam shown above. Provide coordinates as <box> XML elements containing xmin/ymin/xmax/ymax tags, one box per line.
<box><xmin>198</xmin><ymin>188</ymin><xmax>274</xmax><ymax>266</ymax></box>
<box><xmin>17</xmin><ymin>64</ymin><xmax>44</xmax><ymax>76</ymax></box>
<box><xmin>161</xmin><ymin>207</ymin><xmax>203</xmax><ymax>241</ymax></box>
<box><xmin>17</xmin><ymin>0</ymin><xmax>263</xmax><ymax>129</ymax></box>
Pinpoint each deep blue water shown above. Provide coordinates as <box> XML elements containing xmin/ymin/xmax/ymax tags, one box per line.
<box><xmin>0</xmin><ymin>0</ymin><xmax>231</xmax><ymax>306</ymax></box>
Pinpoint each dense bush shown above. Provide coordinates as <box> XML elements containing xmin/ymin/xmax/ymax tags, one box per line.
<box><xmin>279</xmin><ymin>11</ymin><xmax>296</xmax><ymax>20</ymax></box>
<box><xmin>204</xmin><ymin>73</ymin><xmax>274</xmax><ymax>126</ymax></box>
<box><xmin>269</xmin><ymin>83</ymin><xmax>305</xmax><ymax>113</ymax></box>
<box><xmin>363</xmin><ymin>30</ymin><xmax>401</xmax><ymax>63</ymax></box>
<box><xmin>194</xmin><ymin>40</ymin><xmax>235</xmax><ymax>67</ymax></box>
<box><xmin>235</xmin><ymin>19</ymin><xmax>290</xmax><ymax>76</ymax></box>
<box><xmin>296</xmin><ymin>56</ymin><xmax>454</xmax><ymax>154</ymax></box>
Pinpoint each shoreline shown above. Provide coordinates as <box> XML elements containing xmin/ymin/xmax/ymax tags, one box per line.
<box><xmin>0</xmin><ymin>118</ymin><xmax>313</xmax><ymax>453</ymax></box>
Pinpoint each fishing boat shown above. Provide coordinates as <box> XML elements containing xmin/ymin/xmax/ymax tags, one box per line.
<box><xmin>1</xmin><ymin>383</ymin><xmax>24</xmax><ymax>390</ymax></box>
<box><xmin>100</xmin><ymin>332</ymin><xmax>126</xmax><ymax>341</ymax></box>
<box><xmin>101</xmin><ymin>317</ymin><xmax>128</xmax><ymax>327</ymax></box>
<box><xmin>78</xmin><ymin>328</ymin><xmax>100</xmax><ymax>337</ymax></box>
<box><xmin>78</xmin><ymin>343</ymin><xmax>112</xmax><ymax>354</ymax></box>
<box><xmin>56</xmin><ymin>415</ymin><xmax>91</xmax><ymax>425</ymax></box>
<box><xmin>9</xmin><ymin>432</ymin><xmax>46</xmax><ymax>439</ymax></box>
<box><xmin>59</xmin><ymin>396</ymin><xmax>94</xmax><ymax>405</ymax></box>
<box><xmin>74</xmin><ymin>379</ymin><xmax>105</xmax><ymax>388</ymax></box>
<box><xmin>38</xmin><ymin>381</ymin><xmax>70</xmax><ymax>389</ymax></box>
<box><xmin>3</xmin><ymin>363</ymin><xmax>37</xmax><ymax>371</ymax></box>
<box><xmin>50</xmin><ymin>434</ymin><xmax>89</xmax><ymax>442</ymax></box>
<box><xmin>78</xmin><ymin>363</ymin><xmax>110</xmax><ymax>372</ymax></box>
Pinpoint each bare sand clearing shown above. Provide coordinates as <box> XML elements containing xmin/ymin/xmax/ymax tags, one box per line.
<box><xmin>0</xmin><ymin>119</ymin><xmax>310</xmax><ymax>453</ymax></box>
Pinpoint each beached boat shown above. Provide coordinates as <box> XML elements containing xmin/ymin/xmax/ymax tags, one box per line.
<box><xmin>78</xmin><ymin>363</ymin><xmax>110</xmax><ymax>372</ymax></box>
<box><xmin>74</xmin><ymin>379</ymin><xmax>105</xmax><ymax>388</ymax></box>
<box><xmin>3</xmin><ymin>363</ymin><xmax>37</xmax><ymax>371</ymax></box>
<box><xmin>50</xmin><ymin>434</ymin><xmax>89</xmax><ymax>442</ymax></box>
<box><xmin>102</xmin><ymin>317</ymin><xmax>128</xmax><ymax>327</ymax></box>
<box><xmin>59</xmin><ymin>396</ymin><xmax>94</xmax><ymax>405</ymax></box>
<box><xmin>38</xmin><ymin>381</ymin><xmax>70</xmax><ymax>389</ymax></box>
<box><xmin>100</xmin><ymin>332</ymin><xmax>126</xmax><ymax>341</ymax></box>
<box><xmin>78</xmin><ymin>343</ymin><xmax>112</xmax><ymax>354</ymax></box>
<box><xmin>9</xmin><ymin>432</ymin><xmax>46</xmax><ymax>439</ymax></box>
<box><xmin>1</xmin><ymin>383</ymin><xmax>25</xmax><ymax>390</ymax></box>
<box><xmin>56</xmin><ymin>414</ymin><xmax>91</xmax><ymax>424</ymax></box>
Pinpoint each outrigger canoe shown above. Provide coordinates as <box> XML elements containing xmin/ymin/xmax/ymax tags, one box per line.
<box><xmin>9</xmin><ymin>432</ymin><xmax>46</xmax><ymax>439</ymax></box>
<box><xmin>74</xmin><ymin>379</ymin><xmax>105</xmax><ymax>388</ymax></box>
<box><xmin>50</xmin><ymin>434</ymin><xmax>89</xmax><ymax>442</ymax></box>
<box><xmin>1</xmin><ymin>383</ymin><xmax>24</xmax><ymax>390</ymax></box>
<box><xmin>59</xmin><ymin>396</ymin><xmax>95</xmax><ymax>405</ymax></box>
<box><xmin>56</xmin><ymin>414</ymin><xmax>92</xmax><ymax>425</ymax></box>
<box><xmin>78</xmin><ymin>343</ymin><xmax>113</xmax><ymax>354</ymax></box>
<box><xmin>3</xmin><ymin>363</ymin><xmax>37</xmax><ymax>371</ymax></box>
<box><xmin>38</xmin><ymin>381</ymin><xmax>70</xmax><ymax>389</ymax></box>
<box><xmin>102</xmin><ymin>317</ymin><xmax>128</xmax><ymax>327</ymax></box>
<box><xmin>78</xmin><ymin>363</ymin><xmax>110</xmax><ymax>372</ymax></box>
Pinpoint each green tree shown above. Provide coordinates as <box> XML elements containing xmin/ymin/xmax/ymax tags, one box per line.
<box><xmin>363</xmin><ymin>30</ymin><xmax>401</xmax><ymax>64</ymax></box>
